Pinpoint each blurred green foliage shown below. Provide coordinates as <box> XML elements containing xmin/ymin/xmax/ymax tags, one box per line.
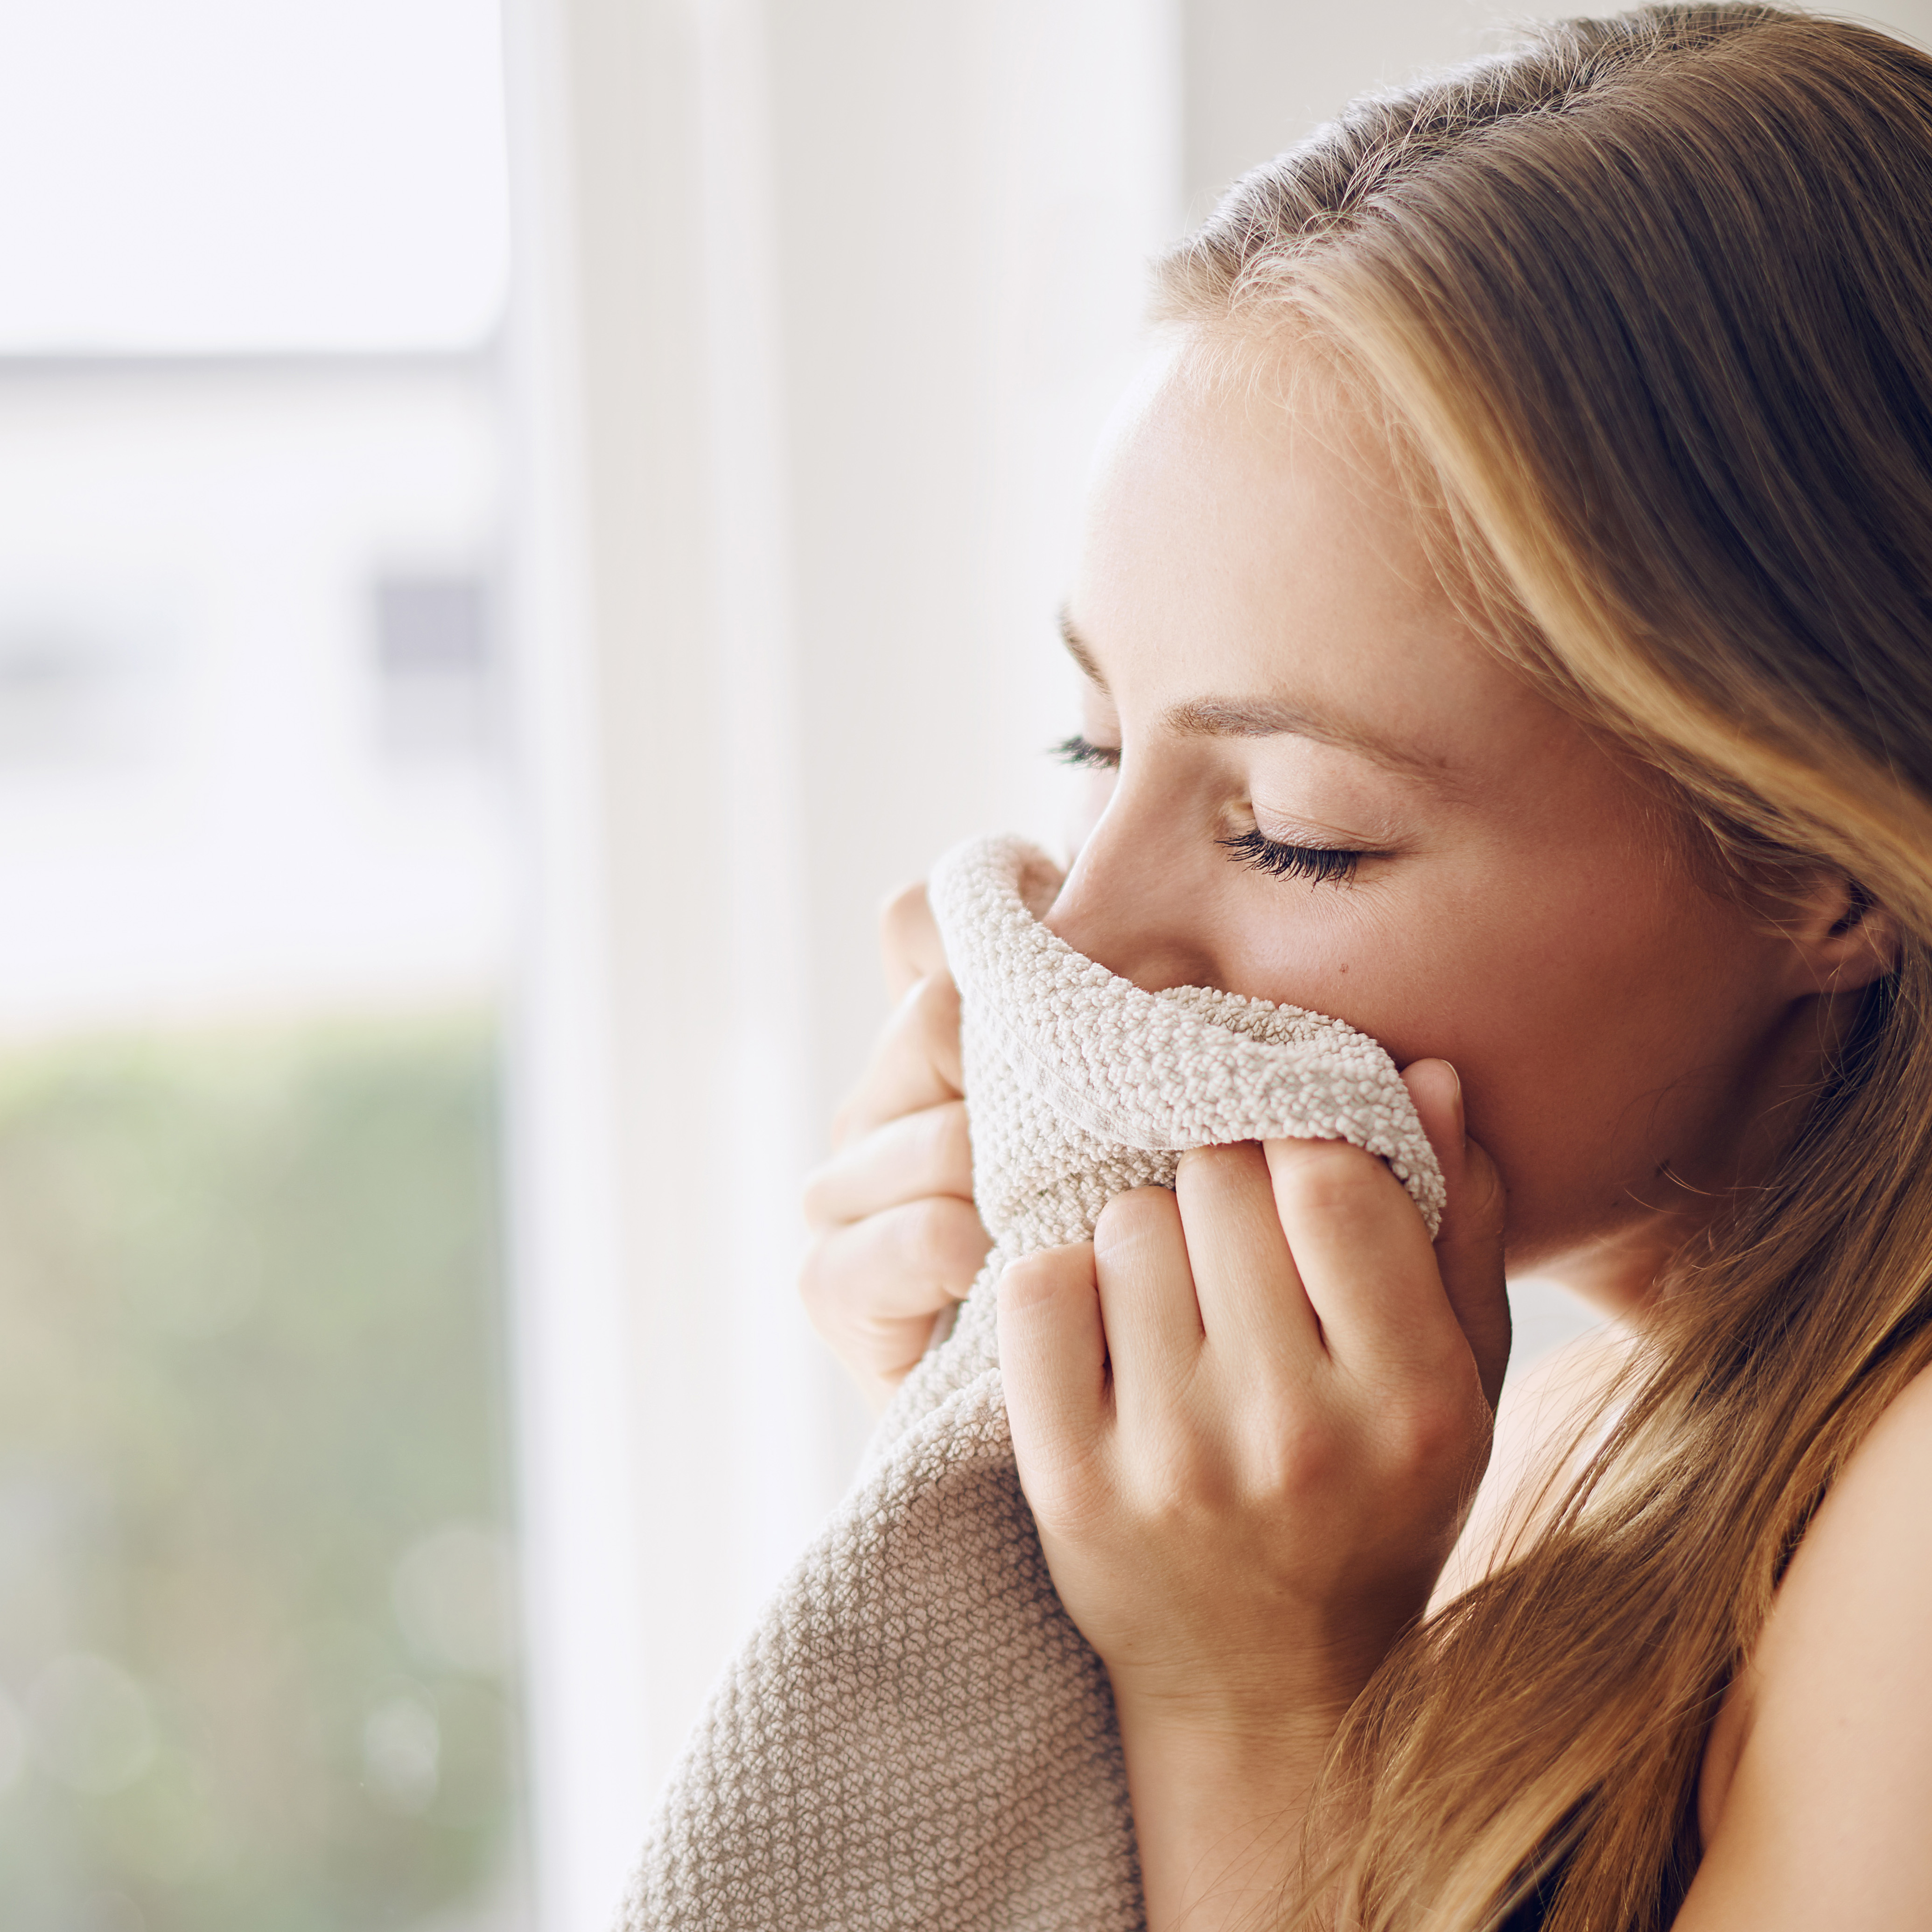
<box><xmin>0</xmin><ymin>1020</ymin><xmax>526</xmax><ymax>1932</ymax></box>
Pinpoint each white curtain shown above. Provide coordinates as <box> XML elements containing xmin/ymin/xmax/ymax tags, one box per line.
<box><xmin>500</xmin><ymin>1</ymin><xmax>1177</xmax><ymax>1923</ymax></box>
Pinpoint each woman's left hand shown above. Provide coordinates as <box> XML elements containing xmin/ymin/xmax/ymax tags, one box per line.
<box><xmin>996</xmin><ymin>1058</ymin><xmax>1507</xmax><ymax>1925</ymax></box>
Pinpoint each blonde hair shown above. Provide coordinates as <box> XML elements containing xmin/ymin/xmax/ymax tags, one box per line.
<box><xmin>1156</xmin><ymin>8</ymin><xmax>1932</xmax><ymax>1928</ymax></box>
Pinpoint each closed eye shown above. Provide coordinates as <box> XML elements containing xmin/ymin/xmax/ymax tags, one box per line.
<box><xmin>1051</xmin><ymin>733</ymin><xmax>1121</xmax><ymax>771</ymax></box>
<box><xmin>1218</xmin><ymin>827</ymin><xmax>1364</xmax><ymax>886</ymax></box>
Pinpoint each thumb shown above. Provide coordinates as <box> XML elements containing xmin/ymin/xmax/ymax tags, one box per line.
<box><xmin>1402</xmin><ymin>1059</ymin><xmax>1511</xmax><ymax>1408</ymax></box>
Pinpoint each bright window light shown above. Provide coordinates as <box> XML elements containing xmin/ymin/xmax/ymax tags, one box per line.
<box><xmin>0</xmin><ymin>0</ymin><xmax>509</xmax><ymax>354</ymax></box>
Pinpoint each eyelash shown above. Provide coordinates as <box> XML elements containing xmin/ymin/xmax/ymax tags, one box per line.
<box><xmin>1216</xmin><ymin>828</ymin><xmax>1364</xmax><ymax>886</ymax></box>
<box><xmin>1052</xmin><ymin>733</ymin><xmax>1120</xmax><ymax>770</ymax></box>
<box><xmin>1050</xmin><ymin>735</ymin><xmax>1365</xmax><ymax>886</ymax></box>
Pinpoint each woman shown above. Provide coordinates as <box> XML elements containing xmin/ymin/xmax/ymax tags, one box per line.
<box><xmin>800</xmin><ymin>7</ymin><xmax>1932</xmax><ymax>1927</ymax></box>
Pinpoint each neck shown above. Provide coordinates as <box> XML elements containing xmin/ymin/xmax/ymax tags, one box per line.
<box><xmin>1530</xmin><ymin>987</ymin><xmax>1862</xmax><ymax>1324</ymax></box>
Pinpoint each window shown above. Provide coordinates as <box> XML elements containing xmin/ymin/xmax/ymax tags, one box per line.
<box><xmin>0</xmin><ymin>7</ymin><xmax>527</xmax><ymax>1930</ymax></box>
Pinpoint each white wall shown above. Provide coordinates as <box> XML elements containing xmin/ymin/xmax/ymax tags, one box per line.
<box><xmin>1184</xmin><ymin>1</ymin><xmax>1932</xmax><ymax>217</ymax></box>
<box><xmin>1185</xmin><ymin>0</ymin><xmax>1489</xmax><ymax>214</ymax></box>
<box><xmin>764</xmin><ymin>1</ymin><xmax>1182</xmax><ymax>1135</ymax></box>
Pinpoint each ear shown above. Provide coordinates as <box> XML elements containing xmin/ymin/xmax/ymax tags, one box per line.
<box><xmin>1778</xmin><ymin>873</ymin><xmax>1900</xmax><ymax>997</ymax></box>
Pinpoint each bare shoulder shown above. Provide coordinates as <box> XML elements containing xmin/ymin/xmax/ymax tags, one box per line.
<box><xmin>1682</xmin><ymin>1361</ymin><xmax>1932</xmax><ymax>1930</ymax></box>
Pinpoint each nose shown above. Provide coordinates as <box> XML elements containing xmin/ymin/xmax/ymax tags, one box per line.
<box><xmin>1044</xmin><ymin>792</ymin><xmax>1224</xmax><ymax>994</ymax></box>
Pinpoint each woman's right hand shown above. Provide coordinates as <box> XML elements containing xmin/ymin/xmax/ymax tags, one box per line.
<box><xmin>800</xmin><ymin>883</ymin><xmax>992</xmax><ymax>1410</ymax></box>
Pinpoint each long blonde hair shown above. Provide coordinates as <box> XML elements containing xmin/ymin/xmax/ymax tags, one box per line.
<box><xmin>1157</xmin><ymin>8</ymin><xmax>1932</xmax><ymax>1928</ymax></box>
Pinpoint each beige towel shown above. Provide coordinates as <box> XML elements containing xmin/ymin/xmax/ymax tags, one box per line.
<box><xmin>622</xmin><ymin>833</ymin><xmax>1442</xmax><ymax>1932</ymax></box>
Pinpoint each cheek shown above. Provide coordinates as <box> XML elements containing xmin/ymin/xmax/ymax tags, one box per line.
<box><xmin>1220</xmin><ymin>858</ymin><xmax>1782</xmax><ymax>1251</ymax></box>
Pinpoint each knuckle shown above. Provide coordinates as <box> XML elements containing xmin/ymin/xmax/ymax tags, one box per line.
<box><xmin>796</xmin><ymin>1232</ymin><xmax>845</xmax><ymax>1324</ymax></box>
<box><xmin>924</xmin><ymin>1098</ymin><xmax>974</xmax><ymax>1181</ymax></box>
<box><xmin>1176</xmin><ymin>1140</ymin><xmax>1265</xmax><ymax>1194</ymax></box>
<box><xmin>1093</xmin><ymin>1185</ymin><xmax>1179</xmax><ymax>1264</ymax></box>
<box><xmin>997</xmin><ymin>1241</ymin><xmax>1091</xmax><ymax>1314</ymax></box>
<box><xmin>911</xmin><ymin>970</ymin><xmax>960</xmax><ymax>1022</ymax></box>
<box><xmin>1381</xmin><ymin>1393</ymin><xmax>1472</xmax><ymax>1479</ymax></box>
<box><xmin>1140</xmin><ymin>1439</ymin><xmax>1213</xmax><ymax>1524</ymax></box>
<box><xmin>1273</xmin><ymin>1140</ymin><xmax>1385</xmax><ymax>1222</ymax></box>
<box><xmin>937</xmin><ymin>1200</ymin><xmax>994</xmax><ymax>1280</ymax></box>
<box><xmin>902</xmin><ymin>1196</ymin><xmax>988</xmax><ymax>1283</ymax></box>
<box><xmin>1022</xmin><ymin>1451</ymin><xmax>1115</xmax><ymax>1538</ymax></box>
<box><xmin>880</xmin><ymin>881</ymin><xmax>943</xmax><ymax>979</ymax></box>
<box><xmin>853</xmin><ymin>1311</ymin><xmax>938</xmax><ymax>1384</ymax></box>
<box><xmin>910</xmin><ymin>975</ymin><xmax>963</xmax><ymax>1074</ymax></box>
<box><xmin>997</xmin><ymin>1250</ymin><xmax>1062</xmax><ymax>1315</ymax></box>
<box><xmin>879</xmin><ymin>878</ymin><xmax>931</xmax><ymax>944</ymax></box>
<box><xmin>799</xmin><ymin>1161</ymin><xmax>843</xmax><ymax>1228</ymax></box>
<box><xmin>1260</xmin><ymin>1415</ymin><xmax>1342</xmax><ymax>1495</ymax></box>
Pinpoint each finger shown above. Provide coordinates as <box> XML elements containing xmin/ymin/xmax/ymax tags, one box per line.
<box><xmin>1092</xmin><ymin>1187</ymin><xmax>1204</xmax><ymax>1411</ymax></box>
<box><xmin>803</xmin><ymin>1100</ymin><xmax>976</xmax><ymax>1229</ymax></box>
<box><xmin>1261</xmin><ymin>1138</ymin><xmax>1460</xmax><ymax>1385</ymax></box>
<box><xmin>798</xmin><ymin>1267</ymin><xmax>942</xmax><ymax>1391</ymax></box>
<box><xmin>833</xmin><ymin>974</ymin><xmax>965</xmax><ymax>1143</ymax></box>
<box><xmin>798</xmin><ymin>1196</ymin><xmax>990</xmax><ymax>1343</ymax></box>
<box><xmin>880</xmin><ymin>880</ymin><xmax>947</xmax><ymax>1002</ymax></box>
<box><xmin>1172</xmin><ymin>1142</ymin><xmax>1323</xmax><ymax>1365</ymax></box>
<box><xmin>1401</xmin><ymin>1058</ymin><xmax>1511</xmax><ymax>1407</ymax></box>
<box><xmin>999</xmin><ymin>1243</ymin><xmax>1110</xmax><ymax>1498</ymax></box>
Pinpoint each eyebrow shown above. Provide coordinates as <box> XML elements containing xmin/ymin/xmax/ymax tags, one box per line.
<box><xmin>1058</xmin><ymin>607</ymin><xmax>1109</xmax><ymax>692</ymax></box>
<box><xmin>1161</xmin><ymin>695</ymin><xmax>1455</xmax><ymax>779</ymax></box>
<box><xmin>1058</xmin><ymin>606</ymin><xmax>1453</xmax><ymax>781</ymax></box>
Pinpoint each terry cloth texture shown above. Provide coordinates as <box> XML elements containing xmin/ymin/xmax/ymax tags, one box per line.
<box><xmin>621</xmin><ymin>832</ymin><xmax>1443</xmax><ymax>1932</ymax></box>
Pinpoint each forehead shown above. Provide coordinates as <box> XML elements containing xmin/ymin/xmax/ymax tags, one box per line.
<box><xmin>1069</xmin><ymin>341</ymin><xmax>1531</xmax><ymax>754</ymax></box>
